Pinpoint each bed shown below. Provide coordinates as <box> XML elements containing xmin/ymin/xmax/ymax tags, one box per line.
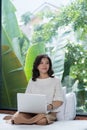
<box><xmin>0</xmin><ymin>114</ymin><xmax>87</xmax><ymax>130</ymax></box>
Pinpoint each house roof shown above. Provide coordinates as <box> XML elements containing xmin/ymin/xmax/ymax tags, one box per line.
<box><xmin>32</xmin><ymin>2</ymin><xmax>60</xmax><ymax>15</ymax></box>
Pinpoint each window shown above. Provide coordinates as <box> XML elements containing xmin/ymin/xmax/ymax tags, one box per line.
<box><xmin>1</xmin><ymin>0</ymin><xmax>87</xmax><ymax>115</ymax></box>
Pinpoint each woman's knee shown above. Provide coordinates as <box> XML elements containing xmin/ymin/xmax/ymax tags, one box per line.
<box><xmin>11</xmin><ymin>112</ymin><xmax>23</xmax><ymax>124</ymax></box>
<box><xmin>36</xmin><ymin>118</ymin><xmax>48</xmax><ymax>125</ymax></box>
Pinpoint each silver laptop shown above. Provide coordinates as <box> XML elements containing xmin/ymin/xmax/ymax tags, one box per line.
<box><xmin>17</xmin><ymin>93</ymin><xmax>49</xmax><ymax>114</ymax></box>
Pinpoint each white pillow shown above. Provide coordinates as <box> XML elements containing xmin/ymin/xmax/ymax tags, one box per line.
<box><xmin>57</xmin><ymin>87</ymin><xmax>66</xmax><ymax>120</ymax></box>
<box><xmin>64</xmin><ymin>92</ymin><xmax>76</xmax><ymax>120</ymax></box>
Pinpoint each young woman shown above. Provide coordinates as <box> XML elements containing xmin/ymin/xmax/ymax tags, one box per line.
<box><xmin>4</xmin><ymin>54</ymin><xmax>64</xmax><ymax>125</ymax></box>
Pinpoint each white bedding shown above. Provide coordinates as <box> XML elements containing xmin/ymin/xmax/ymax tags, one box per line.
<box><xmin>0</xmin><ymin>114</ymin><xmax>87</xmax><ymax>130</ymax></box>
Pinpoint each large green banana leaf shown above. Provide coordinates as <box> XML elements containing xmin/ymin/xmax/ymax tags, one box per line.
<box><xmin>52</xmin><ymin>49</ymin><xmax>65</xmax><ymax>80</ymax></box>
<box><xmin>1</xmin><ymin>45</ymin><xmax>28</xmax><ymax>109</ymax></box>
<box><xmin>51</xmin><ymin>27</ymin><xmax>71</xmax><ymax>80</ymax></box>
<box><xmin>24</xmin><ymin>43</ymin><xmax>45</xmax><ymax>81</ymax></box>
<box><xmin>52</xmin><ymin>36</ymin><xmax>67</xmax><ymax>80</ymax></box>
<box><xmin>2</xmin><ymin>0</ymin><xmax>21</xmax><ymax>39</ymax></box>
<box><xmin>2</xmin><ymin>0</ymin><xmax>23</xmax><ymax>64</ymax></box>
<box><xmin>2</xmin><ymin>26</ymin><xmax>12</xmax><ymax>47</ymax></box>
<box><xmin>2</xmin><ymin>25</ymin><xmax>23</xmax><ymax>65</ymax></box>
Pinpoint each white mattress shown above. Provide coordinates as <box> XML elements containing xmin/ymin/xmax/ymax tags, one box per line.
<box><xmin>0</xmin><ymin>114</ymin><xmax>87</xmax><ymax>130</ymax></box>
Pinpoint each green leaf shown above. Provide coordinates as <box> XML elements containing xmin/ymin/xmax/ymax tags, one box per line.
<box><xmin>2</xmin><ymin>0</ymin><xmax>23</xmax><ymax>64</ymax></box>
<box><xmin>2</xmin><ymin>26</ymin><xmax>13</xmax><ymax>48</ymax></box>
<box><xmin>52</xmin><ymin>50</ymin><xmax>65</xmax><ymax>80</ymax></box>
<box><xmin>1</xmin><ymin>45</ymin><xmax>28</xmax><ymax>109</ymax></box>
<box><xmin>2</xmin><ymin>0</ymin><xmax>21</xmax><ymax>39</ymax></box>
<box><xmin>24</xmin><ymin>43</ymin><xmax>45</xmax><ymax>81</ymax></box>
<box><xmin>2</xmin><ymin>26</ymin><xmax>23</xmax><ymax>65</ymax></box>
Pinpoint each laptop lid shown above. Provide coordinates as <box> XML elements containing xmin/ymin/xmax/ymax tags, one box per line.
<box><xmin>17</xmin><ymin>93</ymin><xmax>48</xmax><ymax>114</ymax></box>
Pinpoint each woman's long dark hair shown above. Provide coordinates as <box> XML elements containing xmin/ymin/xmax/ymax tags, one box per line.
<box><xmin>32</xmin><ymin>54</ymin><xmax>54</xmax><ymax>81</ymax></box>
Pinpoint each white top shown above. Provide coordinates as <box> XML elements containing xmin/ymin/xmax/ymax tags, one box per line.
<box><xmin>25</xmin><ymin>76</ymin><xmax>64</xmax><ymax>112</ymax></box>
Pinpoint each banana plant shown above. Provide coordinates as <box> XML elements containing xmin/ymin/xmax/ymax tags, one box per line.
<box><xmin>2</xmin><ymin>0</ymin><xmax>23</xmax><ymax>64</ymax></box>
<box><xmin>2</xmin><ymin>0</ymin><xmax>21</xmax><ymax>40</ymax></box>
<box><xmin>49</xmin><ymin>27</ymin><xmax>71</xmax><ymax>81</ymax></box>
<box><xmin>1</xmin><ymin>45</ymin><xmax>28</xmax><ymax>109</ymax></box>
<box><xmin>24</xmin><ymin>43</ymin><xmax>45</xmax><ymax>81</ymax></box>
<box><xmin>52</xmin><ymin>49</ymin><xmax>65</xmax><ymax>80</ymax></box>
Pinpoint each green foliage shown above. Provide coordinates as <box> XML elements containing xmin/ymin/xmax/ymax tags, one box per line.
<box><xmin>2</xmin><ymin>25</ymin><xmax>23</xmax><ymax>65</ymax></box>
<box><xmin>54</xmin><ymin>0</ymin><xmax>87</xmax><ymax>40</ymax></box>
<box><xmin>63</xmin><ymin>42</ymin><xmax>87</xmax><ymax>107</ymax></box>
<box><xmin>2</xmin><ymin>26</ymin><xmax>12</xmax><ymax>47</ymax></box>
<box><xmin>24</xmin><ymin>43</ymin><xmax>45</xmax><ymax>81</ymax></box>
<box><xmin>63</xmin><ymin>41</ymin><xmax>87</xmax><ymax>84</ymax></box>
<box><xmin>32</xmin><ymin>22</ymin><xmax>57</xmax><ymax>44</ymax></box>
<box><xmin>2</xmin><ymin>0</ymin><xmax>23</xmax><ymax>64</ymax></box>
<box><xmin>52</xmin><ymin>42</ymin><xmax>66</xmax><ymax>80</ymax></box>
<box><xmin>2</xmin><ymin>0</ymin><xmax>30</xmax><ymax>65</ymax></box>
<box><xmin>34</xmin><ymin>0</ymin><xmax>87</xmax><ymax>44</ymax></box>
<box><xmin>2</xmin><ymin>0</ymin><xmax>21</xmax><ymax>40</ymax></box>
<box><xmin>18</xmin><ymin>33</ymin><xmax>30</xmax><ymax>65</ymax></box>
<box><xmin>1</xmin><ymin>0</ymin><xmax>29</xmax><ymax>109</ymax></box>
<box><xmin>31</xmin><ymin>0</ymin><xmax>87</xmax><ymax>50</ymax></box>
<box><xmin>21</xmin><ymin>11</ymin><xmax>32</xmax><ymax>25</ymax></box>
<box><xmin>2</xmin><ymin>45</ymin><xmax>28</xmax><ymax>109</ymax></box>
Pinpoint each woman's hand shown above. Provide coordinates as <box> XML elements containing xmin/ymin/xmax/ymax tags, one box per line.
<box><xmin>47</xmin><ymin>101</ymin><xmax>63</xmax><ymax>111</ymax></box>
